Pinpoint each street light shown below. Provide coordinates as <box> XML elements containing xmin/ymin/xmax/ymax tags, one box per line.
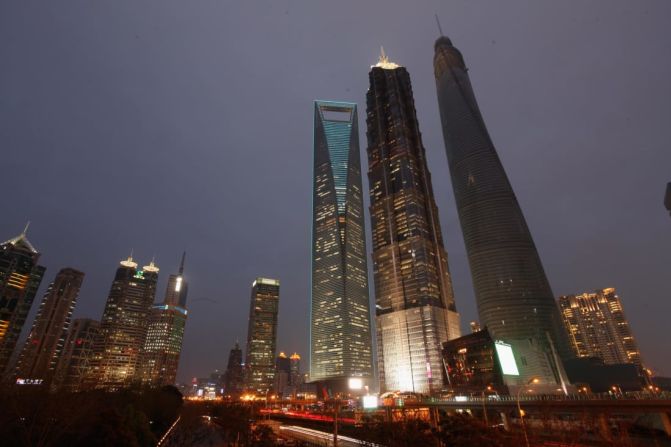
<box><xmin>611</xmin><ymin>385</ymin><xmax>622</xmax><ymax>398</ymax></box>
<box><xmin>481</xmin><ymin>385</ymin><xmax>493</xmax><ymax>427</ymax></box>
<box><xmin>516</xmin><ymin>377</ymin><xmax>540</xmax><ymax>447</ymax></box>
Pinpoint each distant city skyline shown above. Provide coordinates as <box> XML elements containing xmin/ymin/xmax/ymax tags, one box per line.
<box><xmin>1</xmin><ymin>2</ymin><xmax>669</xmax><ymax>382</ymax></box>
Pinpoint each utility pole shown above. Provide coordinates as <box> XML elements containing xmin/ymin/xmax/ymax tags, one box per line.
<box><xmin>333</xmin><ymin>399</ymin><xmax>340</xmax><ymax>447</ymax></box>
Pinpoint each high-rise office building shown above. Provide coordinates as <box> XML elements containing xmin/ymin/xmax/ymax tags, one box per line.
<box><xmin>0</xmin><ymin>227</ymin><xmax>46</xmax><ymax>375</ymax></box>
<box><xmin>559</xmin><ymin>288</ymin><xmax>642</xmax><ymax>366</ymax></box>
<box><xmin>89</xmin><ymin>256</ymin><xmax>159</xmax><ymax>390</ymax></box>
<box><xmin>665</xmin><ymin>183</ymin><xmax>671</xmax><ymax>216</ymax></box>
<box><xmin>224</xmin><ymin>341</ymin><xmax>244</xmax><ymax>396</ymax></box>
<box><xmin>244</xmin><ymin>278</ymin><xmax>279</xmax><ymax>395</ymax></box>
<box><xmin>138</xmin><ymin>254</ymin><xmax>188</xmax><ymax>387</ymax></box>
<box><xmin>52</xmin><ymin>318</ymin><xmax>100</xmax><ymax>392</ymax></box>
<box><xmin>274</xmin><ymin>352</ymin><xmax>291</xmax><ymax>395</ymax></box>
<box><xmin>434</xmin><ymin>36</ymin><xmax>572</xmax><ymax>388</ymax></box>
<box><xmin>14</xmin><ymin>268</ymin><xmax>84</xmax><ymax>384</ymax></box>
<box><xmin>311</xmin><ymin>100</ymin><xmax>374</xmax><ymax>388</ymax></box>
<box><xmin>290</xmin><ymin>352</ymin><xmax>301</xmax><ymax>386</ymax></box>
<box><xmin>366</xmin><ymin>51</ymin><xmax>461</xmax><ymax>394</ymax></box>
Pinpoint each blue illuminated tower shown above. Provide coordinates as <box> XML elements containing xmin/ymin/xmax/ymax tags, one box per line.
<box><xmin>310</xmin><ymin>101</ymin><xmax>373</xmax><ymax>389</ymax></box>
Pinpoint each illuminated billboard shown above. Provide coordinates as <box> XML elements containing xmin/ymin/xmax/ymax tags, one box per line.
<box><xmin>362</xmin><ymin>395</ymin><xmax>378</xmax><ymax>409</ymax></box>
<box><xmin>494</xmin><ymin>341</ymin><xmax>519</xmax><ymax>376</ymax></box>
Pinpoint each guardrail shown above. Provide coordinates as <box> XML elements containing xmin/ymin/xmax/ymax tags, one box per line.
<box><xmin>427</xmin><ymin>391</ymin><xmax>671</xmax><ymax>404</ymax></box>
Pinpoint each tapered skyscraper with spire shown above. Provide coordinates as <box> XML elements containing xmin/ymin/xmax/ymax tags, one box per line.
<box><xmin>0</xmin><ymin>225</ymin><xmax>45</xmax><ymax>375</ymax></box>
<box><xmin>311</xmin><ymin>100</ymin><xmax>374</xmax><ymax>389</ymax></box>
<box><xmin>366</xmin><ymin>50</ymin><xmax>460</xmax><ymax>394</ymax></box>
<box><xmin>138</xmin><ymin>253</ymin><xmax>189</xmax><ymax>387</ymax></box>
<box><xmin>434</xmin><ymin>35</ymin><xmax>571</xmax><ymax>388</ymax></box>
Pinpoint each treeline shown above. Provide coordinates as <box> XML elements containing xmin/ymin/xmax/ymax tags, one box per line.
<box><xmin>0</xmin><ymin>385</ymin><xmax>182</xmax><ymax>447</ymax></box>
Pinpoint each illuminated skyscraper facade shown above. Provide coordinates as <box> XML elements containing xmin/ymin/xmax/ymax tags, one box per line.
<box><xmin>52</xmin><ymin>318</ymin><xmax>99</xmax><ymax>392</ymax></box>
<box><xmin>0</xmin><ymin>229</ymin><xmax>45</xmax><ymax>375</ymax></box>
<box><xmin>311</xmin><ymin>101</ymin><xmax>374</xmax><ymax>386</ymax></box>
<box><xmin>434</xmin><ymin>36</ymin><xmax>571</xmax><ymax>387</ymax></box>
<box><xmin>366</xmin><ymin>53</ymin><xmax>460</xmax><ymax>394</ymax></box>
<box><xmin>244</xmin><ymin>278</ymin><xmax>279</xmax><ymax>394</ymax></box>
<box><xmin>559</xmin><ymin>288</ymin><xmax>642</xmax><ymax>366</ymax></box>
<box><xmin>89</xmin><ymin>256</ymin><xmax>159</xmax><ymax>390</ymax></box>
<box><xmin>138</xmin><ymin>254</ymin><xmax>188</xmax><ymax>387</ymax></box>
<box><xmin>15</xmin><ymin>268</ymin><xmax>84</xmax><ymax>384</ymax></box>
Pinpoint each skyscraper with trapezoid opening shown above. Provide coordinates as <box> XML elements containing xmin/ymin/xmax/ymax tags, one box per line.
<box><xmin>311</xmin><ymin>101</ymin><xmax>374</xmax><ymax>390</ymax></box>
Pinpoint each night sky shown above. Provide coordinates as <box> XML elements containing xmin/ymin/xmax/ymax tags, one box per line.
<box><xmin>1</xmin><ymin>1</ymin><xmax>669</xmax><ymax>383</ymax></box>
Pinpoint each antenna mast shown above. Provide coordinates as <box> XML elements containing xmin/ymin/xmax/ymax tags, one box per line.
<box><xmin>435</xmin><ymin>14</ymin><xmax>444</xmax><ymax>36</ymax></box>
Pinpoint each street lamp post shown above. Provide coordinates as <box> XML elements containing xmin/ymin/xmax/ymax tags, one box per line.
<box><xmin>333</xmin><ymin>398</ymin><xmax>341</xmax><ymax>447</ymax></box>
<box><xmin>516</xmin><ymin>377</ymin><xmax>539</xmax><ymax>447</ymax></box>
<box><xmin>481</xmin><ymin>385</ymin><xmax>493</xmax><ymax>427</ymax></box>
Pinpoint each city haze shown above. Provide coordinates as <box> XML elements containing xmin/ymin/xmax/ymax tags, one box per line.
<box><xmin>1</xmin><ymin>1</ymin><xmax>669</xmax><ymax>383</ymax></box>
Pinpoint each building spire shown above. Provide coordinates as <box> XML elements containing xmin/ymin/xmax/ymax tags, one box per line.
<box><xmin>22</xmin><ymin>221</ymin><xmax>30</xmax><ymax>236</ymax></box>
<box><xmin>435</xmin><ymin>14</ymin><xmax>444</xmax><ymax>37</ymax></box>
<box><xmin>120</xmin><ymin>249</ymin><xmax>138</xmax><ymax>268</ymax></box>
<box><xmin>179</xmin><ymin>251</ymin><xmax>186</xmax><ymax>275</ymax></box>
<box><xmin>373</xmin><ymin>46</ymin><xmax>400</xmax><ymax>70</ymax></box>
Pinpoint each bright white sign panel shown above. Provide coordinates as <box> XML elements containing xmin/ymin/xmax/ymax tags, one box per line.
<box><xmin>362</xmin><ymin>395</ymin><xmax>378</xmax><ymax>409</ymax></box>
<box><xmin>494</xmin><ymin>341</ymin><xmax>520</xmax><ymax>376</ymax></box>
<box><xmin>348</xmin><ymin>378</ymin><xmax>363</xmax><ymax>390</ymax></box>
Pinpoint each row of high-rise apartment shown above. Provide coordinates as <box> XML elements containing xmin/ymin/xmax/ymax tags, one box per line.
<box><xmin>559</xmin><ymin>288</ymin><xmax>642</xmax><ymax>366</ymax></box>
<box><xmin>87</xmin><ymin>254</ymin><xmax>189</xmax><ymax>390</ymax></box>
<box><xmin>0</xmin><ymin>226</ymin><xmax>190</xmax><ymax>392</ymax></box>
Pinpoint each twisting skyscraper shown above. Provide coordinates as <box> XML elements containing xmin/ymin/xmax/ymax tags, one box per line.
<box><xmin>366</xmin><ymin>51</ymin><xmax>460</xmax><ymax>394</ymax></box>
<box><xmin>138</xmin><ymin>253</ymin><xmax>188</xmax><ymax>387</ymax></box>
<box><xmin>0</xmin><ymin>227</ymin><xmax>45</xmax><ymax>375</ymax></box>
<box><xmin>89</xmin><ymin>255</ymin><xmax>159</xmax><ymax>390</ymax></box>
<box><xmin>15</xmin><ymin>268</ymin><xmax>84</xmax><ymax>385</ymax></box>
<box><xmin>434</xmin><ymin>36</ymin><xmax>571</xmax><ymax>388</ymax></box>
<box><xmin>311</xmin><ymin>101</ymin><xmax>373</xmax><ymax>390</ymax></box>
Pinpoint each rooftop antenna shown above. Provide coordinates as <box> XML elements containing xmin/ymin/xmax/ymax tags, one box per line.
<box><xmin>379</xmin><ymin>45</ymin><xmax>388</xmax><ymax>64</ymax></box>
<box><xmin>179</xmin><ymin>251</ymin><xmax>186</xmax><ymax>274</ymax></box>
<box><xmin>129</xmin><ymin>248</ymin><xmax>134</xmax><ymax>260</ymax></box>
<box><xmin>22</xmin><ymin>221</ymin><xmax>31</xmax><ymax>236</ymax></box>
<box><xmin>435</xmin><ymin>14</ymin><xmax>444</xmax><ymax>36</ymax></box>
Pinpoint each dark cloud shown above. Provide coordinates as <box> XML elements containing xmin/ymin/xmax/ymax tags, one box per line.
<box><xmin>1</xmin><ymin>1</ymin><xmax>669</xmax><ymax>382</ymax></box>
